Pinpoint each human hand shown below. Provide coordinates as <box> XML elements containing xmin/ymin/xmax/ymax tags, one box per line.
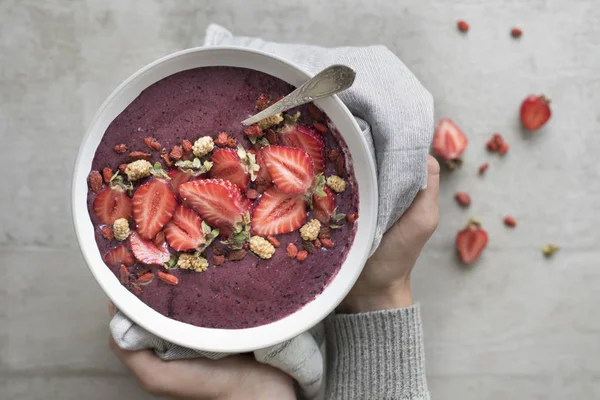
<box><xmin>108</xmin><ymin>304</ymin><xmax>296</xmax><ymax>400</ymax></box>
<box><xmin>339</xmin><ymin>156</ymin><xmax>440</xmax><ymax>313</ymax></box>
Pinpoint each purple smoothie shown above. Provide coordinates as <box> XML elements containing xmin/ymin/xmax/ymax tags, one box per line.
<box><xmin>87</xmin><ymin>67</ymin><xmax>358</xmax><ymax>329</ymax></box>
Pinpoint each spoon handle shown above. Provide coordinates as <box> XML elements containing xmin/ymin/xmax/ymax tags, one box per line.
<box><xmin>241</xmin><ymin>64</ymin><xmax>356</xmax><ymax>126</ymax></box>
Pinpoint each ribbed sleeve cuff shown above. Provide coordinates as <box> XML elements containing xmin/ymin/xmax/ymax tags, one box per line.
<box><xmin>325</xmin><ymin>304</ymin><xmax>430</xmax><ymax>399</ymax></box>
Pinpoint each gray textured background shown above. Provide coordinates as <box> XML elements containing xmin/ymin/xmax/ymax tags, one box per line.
<box><xmin>1</xmin><ymin>1</ymin><xmax>599</xmax><ymax>399</ymax></box>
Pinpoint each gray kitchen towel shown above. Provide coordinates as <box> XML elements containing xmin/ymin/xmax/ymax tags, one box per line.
<box><xmin>111</xmin><ymin>24</ymin><xmax>433</xmax><ymax>400</ymax></box>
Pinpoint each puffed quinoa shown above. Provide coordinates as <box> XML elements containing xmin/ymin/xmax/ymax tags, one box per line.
<box><xmin>113</xmin><ymin>218</ymin><xmax>130</xmax><ymax>241</ymax></box>
<box><xmin>258</xmin><ymin>113</ymin><xmax>283</xmax><ymax>130</ymax></box>
<box><xmin>177</xmin><ymin>253</ymin><xmax>208</xmax><ymax>272</ymax></box>
<box><xmin>299</xmin><ymin>219</ymin><xmax>321</xmax><ymax>241</ymax></box>
<box><xmin>124</xmin><ymin>160</ymin><xmax>152</xmax><ymax>181</ymax></box>
<box><xmin>249</xmin><ymin>236</ymin><xmax>276</xmax><ymax>259</ymax></box>
<box><xmin>326</xmin><ymin>175</ymin><xmax>346</xmax><ymax>193</ymax></box>
<box><xmin>192</xmin><ymin>136</ymin><xmax>215</xmax><ymax>157</ymax></box>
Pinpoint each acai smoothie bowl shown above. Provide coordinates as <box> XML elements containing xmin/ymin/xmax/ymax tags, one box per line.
<box><xmin>72</xmin><ymin>47</ymin><xmax>377</xmax><ymax>352</ymax></box>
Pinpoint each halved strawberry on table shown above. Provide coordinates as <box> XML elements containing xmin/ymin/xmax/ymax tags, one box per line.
<box><xmin>312</xmin><ymin>186</ymin><xmax>335</xmax><ymax>224</ymax></box>
<box><xmin>93</xmin><ymin>187</ymin><xmax>132</xmax><ymax>225</ymax></box>
<box><xmin>130</xmin><ymin>231</ymin><xmax>171</xmax><ymax>265</ymax></box>
<box><xmin>209</xmin><ymin>148</ymin><xmax>250</xmax><ymax>190</ymax></box>
<box><xmin>432</xmin><ymin>118</ymin><xmax>468</xmax><ymax>169</ymax></box>
<box><xmin>278</xmin><ymin>124</ymin><xmax>326</xmax><ymax>173</ymax></box>
<box><xmin>251</xmin><ymin>186</ymin><xmax>306</xmax><ymax>236</ymax></box>
<box><xmin>178</xmin><ymin>179</ymin><xmax>248</xmax><ymax>237</ymax></box>
<box><xmin>104</xmin><ymin>244</ymin><xmax>135</xmax><ymax>267</ymax></box>
<box><xmin>133</xmin><ymin>179</ymin><xmax>177</xmax><ymax>240</ymax></box>
<box><xmin>261</xmin><ymin>146</ymin><xmax>314</xmax><ymax>194</ymax></box>
<box><xmin>163</xmin><ymin>205</ymin><xmax>205</xmax><ymax>251</ymax></box>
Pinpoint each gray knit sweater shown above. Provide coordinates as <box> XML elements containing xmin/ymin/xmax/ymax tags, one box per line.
<box><xmin>325</xmin><ymin>304</ymin><xmax>430</xmax><ymax>399</ymax></box>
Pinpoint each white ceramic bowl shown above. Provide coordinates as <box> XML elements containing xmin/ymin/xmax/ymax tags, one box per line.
<box><xmin>72</xmin><ymin>46</ymin><xmax>378</xmax><ymax>352</ymax></box>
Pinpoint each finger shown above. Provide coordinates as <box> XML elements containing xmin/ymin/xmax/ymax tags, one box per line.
<box><xmin>108</xmin><ymin>302</ymin><xmax>116</xmax><ymax>317</ymax></box>
<box><xmin>422</xmin><ymin>155</ymin><xmax>440</xmax><ymax>203</ymax></box>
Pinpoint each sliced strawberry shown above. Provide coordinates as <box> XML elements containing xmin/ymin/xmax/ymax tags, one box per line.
<box><xmin>104</xmin><ymin>245</ymin><xmax>135</xmax><ymax>267</ymax></box>
<box><xmin>279</xmin><ymin>124</ymin><xmax>326</xmax><ymax>172</ymax></box>
<box><xmin>130</xmin><ymin>231</ymin><xmax>171</xmax><ymax>265</ymax></box>
<box><xmin>209</xmin><ymin>148</ymin><xmax>250</xmax><ymax>190</ymax></box>
<box><xmin>432</xmin><ymin>118</ymin><xmax>468</xmax><ymax>166</ymax></box>
<box><xmin>132</xmin><ymin>179</ymin><xmax>177</xmax><ymax>240</ymax></box>
<box><xmin>312</xmin><ymin>187</ymin><xmax>336</xmax><ymax>224</ymax></box>
<box><xmin>255</xmin><ymin>149</ymin><xmax>271</xmax><ymax>192</ymax></box>
<box><xmin>251</xmin><ymin>187</ymin><xmax>306</xmax><ymax>236</ymax></box>
<box><xmin>93</xmin><ymin>187</ymin><xmax>133</xmax><ymax>225</ymax></box>
<box><xmin>178</xmin><ymin>179</ymin><xmax>247</xmax><ymax>237</ymax></box>
<box><xmin>164</xmin><ymin>205</ymin><xmax>205</xmax><ymax>251</ymax></box>
<box><xmin>520</xmin><ymin>95</ymin><xmax>551</xmax><ymax>130</ymax></box>
<box><xmin>168</xmin><ymin>168</ymin><xmax>193</xmax><ymax>193</ymax></box>
<box><xmin>456</xmin><ymin>219</ymin><xmax>488</xmax><ymax>264</ymax></box>
<box><xmin>261</xmin><ymin>146</ymin><xmax>314</xmax><ymax>194</ymax></box>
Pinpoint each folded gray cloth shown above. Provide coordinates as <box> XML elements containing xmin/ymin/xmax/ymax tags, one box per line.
<box><xmin>111</xmin><ymin>24</ymin><xmax>433</xmax><ymax>400</ymax></box>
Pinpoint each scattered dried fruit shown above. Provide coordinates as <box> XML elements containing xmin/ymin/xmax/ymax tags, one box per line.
<box><xmin>182</xmin><ymin>139</ymin><xmax>193</xmax><ymax>154</ymax></box>
<box><xmin>177</xmin><ymin>253</ymin><xmax>208</xmax><ymax>272</ymax></box>
<box><xmin>321</xmin><ymin>238</ymin><xmax>334</xmax><ymax>249</ymax></box>
<box><xmin>119</xmin><ymin>264</ymin><xmax>129</xmax><ymax>284</ymax></box>
<box><xmin>169</xmin><ymin>145</ymin><xmax>183</xmax><ymax>161</ymax></box>
<box><xmin>313</xmin><ymin>122</ymin><xmax>328</xmax><ymax>133</ymax></box>
<box><xmin>319</xmin><ymin>226</ymin><xmax>332</xmax><ymax>240</ymax></box>
<box><xmin>265</xmin><ymin>128</ymin><xmax>278</xmax><ymax>145</ymax></box>
<box><xmin>432</xmin><ymin>119</ymin><xmax>468</xmax><ymax>169</ymax></box>
<box><xmin>286</xmin><ymin>243</ymin><xmax>298</xmax><ymax>258</ymax></box>
<box><xmin>192</xmin><ymin>136</ymin><xmax>215</xmax><ymax>157</ymax></box>
<box><xmin>88</xmin><ymin>170</ymin><xmax>103</xmax><ymax>193</ymax></box>
<box><xmin>213</xmin><ymin>255</ymin><xmax>225</xmax><ymax>265</ymax></box>
<box><xmin>328</xmin><ymin>149</ymin><xmax>339</xmax><ymax>161</ymax></box>
<box><xmin>102</xmin><ymin>168</ymin><xmax>113</xmax><ymax>184</ymax></box>
<box><xmin>346</xmin><ymin>213</ymin><xmax>359</xmax><ymax>223</ymax></box>
<box><xmin>492</xmin><ymin>134</ymin><xmax>505</xmax><ymax>148</ymax></box>
<box><xmin>246</xmin><ymin>188</ymin><xmax>258</xmax><ymax>200</ymax></box>
<box><xmin>160</xmin><ymin>153</ymin><xmax>173</xmax><ymax>167</ymax></box>
<box><xmin>157</xmin><ymin>271</ymin><xmax>179</xmax><ymax>285</ymax></box>
<box><xmin>114</xmin><ymin>144</ymin><xmax>128</xmax><ymax>153</ymax></box>
<box><xmin>101</xmin><ymin>226</ymin><xmax>114</xmax><ymax>240</ymax></box>
<box><xmin>214</xmin><ymin>132</ymin><xmax>229</xmax><ymax>147</ymax></box>
<box><xmin>226</xmin><ymin>249</ymin><xmax>247</xmax><ymax>261</ymax></box>
<box><xmin>456</xmin><ymin>219</ymin><xmax>488</xmax><ymax>264</ymax></box>
<box><xmin>249</xmin><ymin>236</ymin><xmax>276</xmax><ymax>259</ymax></box>
<box><xmin>498</xmin><ymin>143</ymin><xmax>510</xmax><ymax>156</ymax></box>
<box><xmin>256</xmin><ymin>94</ymin><xmax>271</xmax><ymax>110</ymax></box>
<box><xmin>213</xmin><ymin>247</ymin><xmax>223</xmax><ymax>256</ymax></box>
<box><xmin>520</xmin><ymin>95</ymin><xmax>551</xmax><ymax>130</ymax></box>
<box><xmin>326</xmin><ymin>175</ymin><xmax>347</xmax><ymax>193</ymax></box>
<box><xmin>129</xmin><ymin>151</ymin><xmax>152</xmax><ymax>160</ymax></box>
<box><xmin>314</xmin><ymin>238</ymin><xmax>322</xmax><ymax>248</ymax></box>
<box><xmin>130</xmin><ymin>283</ymin><xmax>143</xmax><ymax>295</ymax></box>
<box><xmin>153</xmin><ymin>231</ymin><xmax>166</xmax><ymax>247</ymax></box>
<box><xmin>504</xmin><ymin>215</ymin><xmax>517</xmax><ymax>227</ymax></box>
<box><xmin>136</xmin><ymin>272</ymin><xmax>154</xmax><ymax>284</ymax></box>
<box><xmin>486</xmin><ymin>140</ymin><xmax>498</xmax><ymax>152</ymax></box>
<box><xmin>455</xmin><ymin>192</ymin><xmax>471</xmax><ymax>207</ymax></box>
<box><xmin>267</xmin><ymin>236</ymin><xmax>280</xmax><ymax>248</ymax></box>
<box><xmin>457</xmin><ymin>20</ymin><xmax>469</xmax><ymax>33</ymax></box>
<box><xmin>478</xmin><ymin>163</ymin><xmax>489</xmax><ymax>175</ymax></box>
<box><xmin>542</xmin><ymin>244</ymin><xmax>559</xmax><ymax>257</ymax></box>
<box><xmin>144</xmin><ymin>137</ymin><xmax>161</xmax><ymax>151</ymax></box>
<box><xmin>296</xmin><ymin>250</ymin><xmax>308</xmax><ymax>261</ymax></box>
<box><xmin>335</xmin><ymin>155</ymin><xmax>345</xmax><ymax>177</ymax></box>
<box><xmin>307</xmin><ymin>103</ymin><xmax>324</xmax><ymax>120</ymax></box>
<box><xmin>511</xmin><ymin>27</ymin><xmax>522</xmax><ymax>38</ymax></box>
<box><xmin>118</xmin><ymin>163</ymin><xmax>128</xmax><ymax>174</ymax></box>
<box><xmin>113</xmin><ymin>218</ymin><xmax>130</xmax><ymax>241</ymax></box>
<box><xmin>244</xmin><ymin>125</ymin><xmax>264</xmax><ymax>138</ymax></box>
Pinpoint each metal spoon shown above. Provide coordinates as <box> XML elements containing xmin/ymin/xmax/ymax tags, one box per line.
<box><xmin>241</xmin><ymin>64</ymin><xmax>356</xmax><ymax>126</ymax></box>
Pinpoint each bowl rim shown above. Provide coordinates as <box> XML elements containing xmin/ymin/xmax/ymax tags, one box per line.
<box><xmin>72</xmin><ymin>45</ymin><xmax>378</xmax><ymax>352</ymax></box>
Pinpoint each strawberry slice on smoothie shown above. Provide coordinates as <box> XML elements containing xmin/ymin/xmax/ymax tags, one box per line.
<box><xmin>251</xmin><ymin>187</ymin><xmax>306</xmax><ymax>236</ymax></box>
<box><xmin>261</xmin><ymin>145</ymin><xmax>314</xmax><ymax>194</ymax></box>
<box><xmin>278</xmin><ymin>124</ymin><xmax>326</xmax><ymax>173</ymax></box>
<box><xmin>163</xmin><ymin>205</ymin><xmax>205</xmax><ymax>252</ymax></box>
<box><xmin>132</xmin><ymin>179</ymin><xmax>177</xmax><ymax>240</ymax></box>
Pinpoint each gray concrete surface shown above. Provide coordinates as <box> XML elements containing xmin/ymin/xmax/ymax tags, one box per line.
<box><xmin>1</xmin><ymin>0</ymin><xmax>599</xmax><ymax>399</ymax></box>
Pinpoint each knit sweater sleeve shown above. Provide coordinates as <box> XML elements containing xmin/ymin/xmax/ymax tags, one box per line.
<box><xmin>324</xmin><ymin>304</ymin><xmax>430</xmax><ymax>399</ymax></box>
